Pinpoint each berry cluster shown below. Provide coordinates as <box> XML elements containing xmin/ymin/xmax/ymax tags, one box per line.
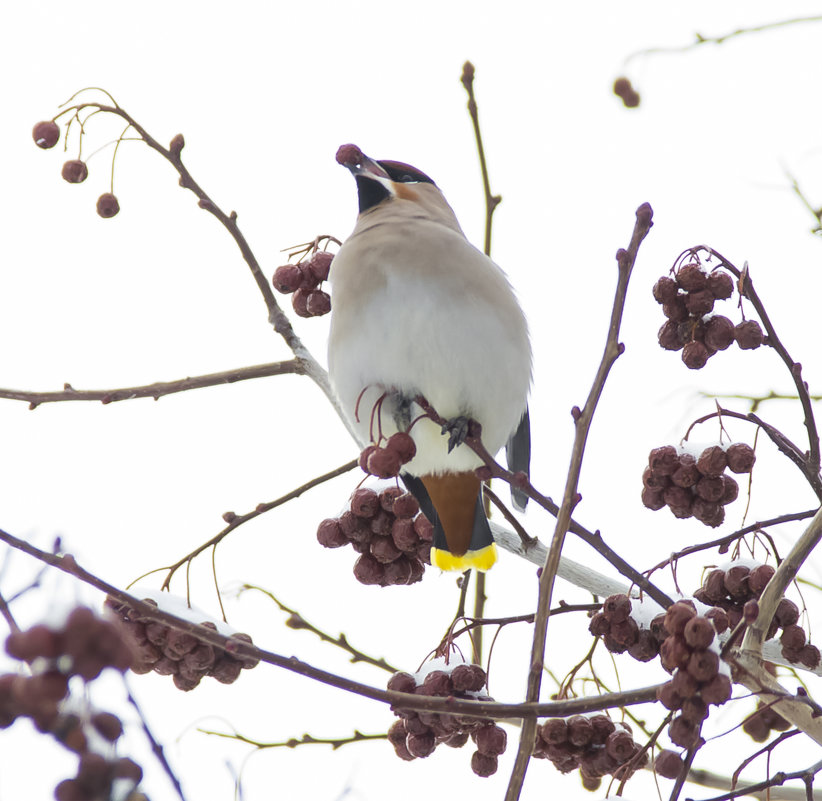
<box><xmin>105</xmin><ymin>596</ymin><xmax>260</xmax><ymax>691</ymax></box>
<box><xmin>612</xmin><ymin>77</ymin><xmax>640</xmax><ymax>108</ymax></box>
<box><xmin>55</xmin><ymin>750</ymin><xmax>143</xmax><ymax>801</ymax></box>
<box><xmin>386</xmin><ymin>662</ymin><xmax>507</xmax><ymax>777</ymax></box>
<box><xmin>272</xmin><ymin>250</ymin><xmax>333</xmax><ymax>318</ymax></box>
<box><xmin>32</xmin><ymin>120</ymin><xmax>121</xmax><ymax>219</ymax></box>
<box><xmin>317</xmin><ymin>483</ymin><xmax>432</xmax><ymax>587</ymax></box>
<box><xmin>693</xmin><ymin>564</ymin><xmax>819</xmax><ymax>669</ymax></box>
<box><xmin>641</xmin><ymin>443</ymin><xmax>756</xmax><ymax>528</ymax></box>
<box><xmin>742</xmin><ymin>700</ymin><xmax>790</xmax><ymax>743</ymax></box>
<box><xmin>654</xmin><ymin>263</ymin><xmax>764</xmax><ymax>369</ymax></box>
<box><xmin>587</xmin><ymin>593</ymin><xmax>660</xmax><ymax>663</ymax></box>
<box><xmin>5</xmin><ymin>607</ymin><xmax>132</xmax><ymax>684</ymax></box>
<box><xmin>655</xmin><ymin>601</ymin><xmax>732</xmax><ymax>749</ymax></box>
<box><xmin>533</xmin><ymin>715</ymin><xmax>647</xmax><ymax>791</ymax></box>
<box><xmin>2</xmin><ymin>609</ymin><xmax>144</xmax><ymax>800</ymax></box>
<box><xmin>360</xmin><ymin>432</ymin><xmax>417</xmax><ymax>479</ymax></box>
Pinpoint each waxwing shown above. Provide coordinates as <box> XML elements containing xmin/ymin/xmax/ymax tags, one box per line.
<box><xmin>328</xmin><ymin>144</ymin><xmax>531</xmax><ymax>572</ymax></box>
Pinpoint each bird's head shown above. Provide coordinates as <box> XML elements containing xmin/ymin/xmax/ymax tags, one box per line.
<box><xmin>336</xmin><ymin>144</ymin><xmax>461</xmax><ymax>231</ymax></box>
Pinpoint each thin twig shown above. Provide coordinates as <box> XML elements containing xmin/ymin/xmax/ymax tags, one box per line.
<box><xmin>237</xmin><ymin>584</ymin><xmax>399</xmax><ymax>673</ymax></box>
<box><xmin>624</xmin><ymin>17</ymin><xmax>822</xmax><ymax>66</ymax></box>
<box><xmin>125</xmin><ymin>684</ymin><xmax>187</xmax><ymax>801</ymax></box>
<box><xmin>643</xmin><ymin>509</ymin><xmax>816</xmax><ymax>576</ymax></box>
<box><xmin>152</xmin><ymin>459</ymin><xmax>358</xmax><ymax>591</ymax></box>
<box><xmin>504</xmin><ymin>202</ymin><xmax>654</xmax><ymax>801</ymax></box>
<box><xmin>460</xmin><ymin>62</ymin><xmax>501</xmax><ymax>256</ymax></box>
<box><xmin>700</xmin><ymin>390</ymin><xmax>822</xmax><ymax>414</ymax></box>
<box><xmin>0</xmin><ymin>360</ymin><xmax>303</xmax><ymax>409</ymax></box>
<box><xmin>198</xmin><ymin>728</ymin><xmax>386</xmax><ymax>751</ymax></box>
<box><xmin>687</xmin><ymin>757</ymin><xmax>822</xmax><ymax>801</ymax></box>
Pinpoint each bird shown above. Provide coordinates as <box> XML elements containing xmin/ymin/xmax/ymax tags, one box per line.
<box><xmin>328</xmin><ymin>144</ymin><xmax>531</xmax><ymax>572</ymax></box>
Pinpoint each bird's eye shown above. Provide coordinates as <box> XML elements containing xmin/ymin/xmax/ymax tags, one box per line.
<box><xmin>400</xmin><ymin>174</ymin><xmax>417</xmax><ymax>183</ymax></box>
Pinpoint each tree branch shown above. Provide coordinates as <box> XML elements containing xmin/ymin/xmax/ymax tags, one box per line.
<box><xmin>505</xmin><ymin>202</ymin><xmax>654</xmax><ymax>801</ymax></box>
<box><xmin>0</xmin><ymin>521</ymin><xmax>663</xmax><ymax>721</ymax></box>
<box><xmin>0</xmin><ymin>360</ymin><xmax>303</xmax><ymax>409</ymax></box>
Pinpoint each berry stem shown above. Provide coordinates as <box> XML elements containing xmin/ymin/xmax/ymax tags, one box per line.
<box><xmin>689</xmin><ymin>246</ymin><xmax>822</xmax><ymax>495</ymax></box>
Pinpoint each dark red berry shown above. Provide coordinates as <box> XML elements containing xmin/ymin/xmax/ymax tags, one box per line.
<box><xmin>700</xmin><ymin>673</ymin><xmax>732</xmax><ymax>706</ymax></box>
<box><xmin>366</xmin><ymin>447</ymin><xmax>402</xmax><ymax>478</ymax></box>
<box><xmin>704</xmin><ymin>316</ymin><xmax>735</xmax><ymax>351</ymax></box>
<box><xmin>306</xmin><ymin>251</ymin><xmax>334</xmax><ymax>283</ymax></box>
<box><xmin>676</xmin><ymin>263</ymin><xmax>707</xmax><ymax>292</ymax></box>
<box><xmin>748</xmin><ymin>564</ymin><xmax>775</xmax><ymax>596</ymax></box>
<box><xmin>316</xmin><ymin>518</ymin><xmax>348</xmax><ymax>548</ymax></box>
<box><xmin>96</xmin><ymin>193</ymin><xmax>120</xmax><ymax>218</ymax></box>
<box><xmin>658</xmin><ymin>320</ymin><xmax>684</xmax><ymax>351</ymax></box>
<box><xmin>386</xmin><ymin>432</ymin><xmax>416</xmax><ymax>464</ymax></box>
<box><xmin>664</xmin><ymin>602</ymin><xmax>696</xmax><ymax>636</ymax></box>
<box><xmin>682</xmin><ymin>341</ymin><xmax>710</xmax><ymax>369</ymax></box>
<box><xmin>471</xmin><ymin>751</ymin><xmax>498</xmax><ymax>777</ymax></box>
<box><xmin>683</xmin><ymin>617</ymin><xmax>715</xmax><ymax>649</ymax></box>
<box><xmin>735</xmin><ymin>320</ymin><xmax>764</xmax><ymax>350</ymax></box>
<box><xmin>655</xmin><ymin>749</ymin><xmax>684</xmax><ymax>780</ymax></box>
<box><xmin>653</xmin><ymin>277</ymin><xmax>679</xmax><ymax>305</ymax></box>
<box><xmin>451</xmin><ymin>663</ymin><xmax>486</xmax><ymax>692</ymax></box>
<box><xmin>61</xmin><ymin>160</ymin><xmax>88</xmax><ymax>183</ymax></box>
<box><xmin>726</xmin><ymin>443</ymin><xmax>756</xmax><ymax>473</ymax></box>
<box><xmin>685</xmin><ymin>289</ymin><xmax>714</xmax><ymax>316</ymax></box>
<box><xmin>668</xmin><ymin>715</ymin><xmax>699</xmax><ymax>748</ymax></box>
<box><xmin>291</xmin><ymin>287</ymin><xmax>312</xmax><ymax>317</ymax></box>
<box><xmin>306</xmin><ymin>289</ymin><xmax>331</xmax><ymax>316</ymax></box>
<box><xmin>272</xmin><ymin>264</ymin><xmax>302</xmax><ymax>293</ymax></box>
<box><xmin>350</xmin><ymin>488</ymin><xmax>380</xmax><ymax>518</ymax></box>
<box><xmin>707</xmin><ymin>271</ymin><xmax>734</xmax><ymax>300</ymax></box>
<box><xmin>33</xmin><ymin>121</ymin><xmax>60</xmax><ymax>149</ymax></box>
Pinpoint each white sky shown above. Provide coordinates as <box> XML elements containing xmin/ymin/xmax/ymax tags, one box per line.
<box><xmin>2</xmin><ymin>2</ymin><xmax>822</xmax><ymax>800</ymax></box>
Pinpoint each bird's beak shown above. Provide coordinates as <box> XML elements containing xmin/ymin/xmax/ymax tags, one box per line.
<box><xmin>336</xmin><ymin>144</ymin><xmax>392</xmax><ymax>187</ymax></box>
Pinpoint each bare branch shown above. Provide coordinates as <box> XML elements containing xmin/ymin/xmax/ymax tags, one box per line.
<box><xmin>199</xmin><ymin>727</ymin><xmax>387</xmax><ymax>751</ymax></box>
<box><xmin>0</xmin><ymin>521</ymin><xmax>663</xmax><ymax>721</ymax></box>
<box><xmin>624</xmin><ymin>17</ymin><xmax>822</xmax><ymax>65</ymax></box>
<box><xmin>0</xmin><ymin>360</ymin><xmax>303</xmax><ymax>409</ymax></box>
<box><xmin>505</xmin><ymin>202</ymin><xmax>654</xmax><ymax>801</ymax></box>
<box><xmin>156</xmin><ymin>459</ymin><xmax>358</xmax><ymax>591</ymax></box>
<box><xmin>237</xmin><ymin>584</ymin><xmax>399</xmax><ymax>674</ymax></box>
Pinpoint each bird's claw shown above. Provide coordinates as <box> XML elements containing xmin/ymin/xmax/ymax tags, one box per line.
<box><xmin>442</xmin><ymin>415</ymin><xmax>471</xmax><ymax>453</ymax></box>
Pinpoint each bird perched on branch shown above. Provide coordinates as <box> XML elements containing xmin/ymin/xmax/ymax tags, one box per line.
<box><xmin>328</xmin><ymin>144</ymin><xmax>531</xmax><ymax>572</ymax></box>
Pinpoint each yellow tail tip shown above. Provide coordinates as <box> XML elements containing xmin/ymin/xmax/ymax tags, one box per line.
<box><xmin>431</xmin><ymin>543</ymin><xmax>497</xmax><ymax>572</ymax></box>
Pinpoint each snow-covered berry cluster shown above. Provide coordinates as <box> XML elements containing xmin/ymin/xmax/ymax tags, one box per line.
<box><xmin>693</xmin><ymin>563</ymin><xmax>819</xmax><ymax>669</ymax></box>
<box><xmin>655</xmin><ymin>601</ymin><xmax>732</xmax><ymax>749</ymax></box>
<box><xmin>587</xmin><ymin>593</ymin><xmax>660</xmax><ymax>662</ymax></box>
<box><xmin>31</xmin><ymin>120</ymin><xmax>121</xmax><ymax>218</ymax></box>
<box><xmin>105</xmin><ymin>596</ymin><xmax>260</xmax><ymax>691</ymax></box>
<box><xmin>654</xmin><ymin>263</ymin><xmax>764</xmax><ymax>369</ymax></box>
<box><xmin>642</xmin><ymin>443</ymin><xmax>755</xmax><ymax>527</ymax></box>
<box><xmin>533</xmin><ymin>715</ymin><xmax>646</xmax><ymax>791</ymax></box>
<box><xmin>272</xmin><ymin>250</ymin><xmax>333</xmax><ymax>318</ymax></box>
<box><xmin>2</xmin><ymin>608</ymin><xmax>144</xmax><ymax>801</ymax></box>
<box><xmin>386</xmin><ymin>661</ymin><xmax>507</xmax><ymax>777</ymax></box>
<box><xmin>317</xmin><ymin>484</ymin><xmax>432</xmax><ymax>586</ymax></box>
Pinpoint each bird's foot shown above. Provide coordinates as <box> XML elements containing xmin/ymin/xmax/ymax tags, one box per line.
<box><xmin>441</xmin><ymin>415</ymin><xmax>471</xmax><ymax>453</ymax></box>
